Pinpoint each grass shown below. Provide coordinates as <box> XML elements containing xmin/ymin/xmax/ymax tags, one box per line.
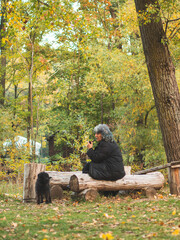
<box><xmin>0</xmin><ymin>182</ymin><xmax>180</xmax><ymax>240</ymax></box>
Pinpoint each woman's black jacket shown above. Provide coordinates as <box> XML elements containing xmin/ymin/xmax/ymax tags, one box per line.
<box><xmin>86</xmin><ymin>140</ymin><xmax>125</xmax><ymax>181</ymax></box>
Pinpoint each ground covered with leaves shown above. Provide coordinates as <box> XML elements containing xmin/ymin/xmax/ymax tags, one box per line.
<box><xmin>0</xmin><ymin>182</ymin><xmax>179</xmax><ymax>240</ymax></box>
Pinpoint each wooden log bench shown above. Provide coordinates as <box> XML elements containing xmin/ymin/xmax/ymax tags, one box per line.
<box><xmin>69</xmin><ymin>172</ymin><xmax>165</xmax><ymax>201</ymax></box>
<box><xmin>23</xmin><ymin>163</ymin><xmax>166</xmax><ymax>202</ymax></box>
<box><xmin>23</xmin><ymin>164</ymin><xmax>131</xmax><ymax>202</ymax></box>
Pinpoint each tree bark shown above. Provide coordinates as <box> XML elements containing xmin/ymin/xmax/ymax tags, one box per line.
<box><xmin>23</xmin><ymin>163</ymin><xmax>46</xmax><ymax>202</ymax></box>
<box><xmin>29</xmin><ymin>36</ymin><xmax>35</xmax><ymax>160</ymax></box>
<box><xmin>69</xmin><ymin>172</ymin><xmax>164</xmax><ymax>192</ymax></box>
<box><xmin>168</xmin><ymin>165</ymin><xmax>180</xmax><ymax>195</ymax></box>
<box><xmin>134</xmin><ymin>0</ymin><xmax>180</xmax><ymax>163</ymax></box>
<box><xmin>101</xmin><ymin>93</ymin><xmax>104</xmax><ymax>124</ymax></box>
<box><xmin>0</xmin><ymin>0</ymin><xmax>7</xmax><ymax>105</ymax></box>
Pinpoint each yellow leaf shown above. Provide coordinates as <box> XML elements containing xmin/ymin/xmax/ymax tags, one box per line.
<box><xmin>172</xmin><ymin>229</ymin><xmax>180</xmax><ymax>235</ymax></box>
<box><xmin>1</xmin><ymin>38</ymin><xmax>9</xmax><ymax>44</ymax></box>
<box><xmin>100</xmin><ymin>232</ymin><xmax>114</xmax><ymax>240</ymax></box>
<box><xmin>172</xmin><ymin>209</ymin><xmax>176</xmax><ymax>215</ymax></box>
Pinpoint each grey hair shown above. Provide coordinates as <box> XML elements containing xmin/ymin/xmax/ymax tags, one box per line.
<box><xmin>94</xmin><ymin>124</ymin><xmax>114</xmax><ymax>142</ymax></box>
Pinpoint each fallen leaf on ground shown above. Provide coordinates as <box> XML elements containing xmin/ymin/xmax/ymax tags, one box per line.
<box><xmin>39</xmin><ymin>229</ymin><xmax>48</xmax><ymax>233</ymax></box>
<box><xmin>100</xmin><ymin>231</ymin><xmax>114</xmax><ymax>240</ymax></box>
<box><xmin>11</xmin><ymin>222</ymin><xmax>18</xmax><ymax>228</ymax></box>
<box><xmin>172</xmin><ymin>209</ymin><xmax>176</xmax><ymax>215</ymax></box>
<box><xmin>172</xmin><ymin>229</ymin><xmax>180</xmax><ymax>235</ymax></box>
<box><xmin>103</xmin><ymin>213</ymin><xmax>114</xmax><ymax>218</ymax></box>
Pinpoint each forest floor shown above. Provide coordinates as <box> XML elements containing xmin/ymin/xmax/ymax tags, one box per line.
<box><xmin>0</xmin><ymin>181</ymin><xmax>179</xmax><ymax>240</ymax></box>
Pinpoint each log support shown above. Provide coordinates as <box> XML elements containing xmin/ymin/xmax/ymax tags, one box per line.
<box><xmin>143</xmin><ymin>187</ymin><xmax>157</xmax><ymax>199</ymax></box>
<box><xmin>71</xmin><ymin>188</ymin><xmax>99</xmax><ymax>201</ymax></box>
<box><xmin>50</xmin><ymin>185</ymin><xmax>63</xmax><ymax>200</ymax></box>
<box><xmin>168</xmin><ymin>165</ymin><xmax>180</xmax><ymax>195</ymax></box>
<box><xmin>23</xmin><ymin>163</ymin><xmax>46</xmax><ymax>203</ymax></box>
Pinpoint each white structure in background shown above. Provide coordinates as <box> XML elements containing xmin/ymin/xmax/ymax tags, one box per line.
<box><xmin>3</xmin><ymin>136</ymin><xmax>41</xmax><ymax>156</ymax></box>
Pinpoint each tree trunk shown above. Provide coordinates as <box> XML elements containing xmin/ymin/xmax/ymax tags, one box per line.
<box><xmin>48</xmin><ymin>135</ymin><xmax>55</xmax><ymax>158</ymax></box>
<box><xmin>34</xmin><ymin>99</ymin><xmax>40</xmax><ymax>162</ymax></box>
<box><xmin>69</xmin><ymin>172</ymin><xmax>164</xmax><ymax>192</ymax></box>
<box><xmin>101</xmin><ymin>93</ymin><xmax>104</xmax><ymax>124</ymax></box>
<box><xmin>0</xmin><ymin>0</ymin><xmax>7</xmax><ymax>106</ymax></box>
<box><xmin>29</xmin><ymin>38</ymin><xmax>35</xmax><ymax>160</ymax></box>
<box><xmin>27</xmin><ymin>82</ymin><xmax>31</xmax><ymax>148</ymax></box>
<box><xmin>23</xmin><ymin>163</ymin><xmax>46</xmax><ymax>202</ymax></box>
<box><xmin>109</xmin><ymin>2</ymin><xmax>122</xmax><ymax>50</ymax></box>
<box><xmin>134</xmin><ymin>0</ymin><xmax>180</xmax><ymax>163</ymax></box>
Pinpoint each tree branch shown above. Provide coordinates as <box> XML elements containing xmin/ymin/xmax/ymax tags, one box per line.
<box><xmin>17</xmin><ymin>88</ymin><xmax>28</xmax><ymax>98</ymax></box>
<box><xmin>168</xmin><ymin>23</ymin><xmax>180</xmax><ymax>40</ymax></box>
<box><xmin>168</xmin><ymin>18</ymin><xmax>180</xmax><ymax>23</ymax></box>
<box><xmin>164</xmin><ymin>18</ymin><xmax>180</xmax><ymax>37</ymax></box>
<box><xmin>145</xmin><ymin>105</ymin><xmax>156</xmax><ymax>126</ymax></box>
<box><xmin>37</xmin><ymin>0</ymin><xmax>50</xmax><ymax>8</ymax></box>
<box><xmin>169</xmin><ymin>27</ymin><xmax>180</xmax><ymax>40</ymax></box>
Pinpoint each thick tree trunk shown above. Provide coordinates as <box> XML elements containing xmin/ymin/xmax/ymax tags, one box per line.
<box><xmin>134</xmin><ymin>0</ymin><xmax>180</xmax><ymax>163</ymax></box>
<box><xmin>69</xmin><ymin>172</ymin><xmax>164</xmax><ymax>192</ymax></box>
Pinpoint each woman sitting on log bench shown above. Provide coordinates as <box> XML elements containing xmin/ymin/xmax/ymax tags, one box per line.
<box><xmin>82</xmin><ymin>124</ymin><xmax>125</xmax><ymax>181</ymax></box>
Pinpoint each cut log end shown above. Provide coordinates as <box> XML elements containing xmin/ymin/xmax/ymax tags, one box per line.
<box><xmin>50</xmin><ymin>185</ymin><xmax>63</xmax><ymax>200</ymax></box>
<box><xmin>83</xmin><ymin>189</ymin><xmax>99</xmax><ymax>201</ymax></box>
<box><xmin>23</xmin><ymin>163</ymin><xmax>46</xmax><ymax>202</ymax></box>
<box><xmin>143</xmin><ymin>187</ymin><xmax>157</xmax><ymax>199</ymax></box>
<box><xmin>69</xmin><ymin>175</ymin><xmax>79</xmax><ymax>192</ymax></box>
<box><xmin>71</xmin><ymin>188</ymin><xmax>99</xmax><ymax>201</ymax></box>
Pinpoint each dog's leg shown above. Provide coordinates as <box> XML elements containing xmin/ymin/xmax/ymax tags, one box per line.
<box><xmin>45</xmin><ymin>192</ymin><xmax>49</xmax><ymax>204</ymax></box>
<box><xmin>40</xmin><ymin>194</ymin><xmax>43</xmax><ymax>203</ymax></box>
<box><xmin>48</xmin><ymin>190</ymin><xmax>52</xmax><ymax>203</ymax></box>
<box><xmin>37</xmin><ymin>194</ymin><xmax>40</xmax><ymax>204</ymax></box>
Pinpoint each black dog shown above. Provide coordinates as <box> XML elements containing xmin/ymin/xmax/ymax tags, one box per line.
<box><xmin>35</xmin><ymin>172</ymin><xmax>52</xmax><ymax>204</ymax></box>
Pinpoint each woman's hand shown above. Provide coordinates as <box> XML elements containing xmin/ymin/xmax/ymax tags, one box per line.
<box><xmin>87</xmin><ymin>141</ymin><xmax>93</xmax><ymax>149</ymax></box>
